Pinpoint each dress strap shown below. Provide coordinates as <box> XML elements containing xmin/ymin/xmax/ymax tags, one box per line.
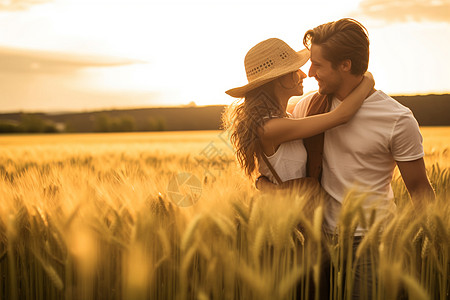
<box><xmin>258</xmin><ymin>140</ymin><xmax>283</xmax><ymax>185</ymax></box>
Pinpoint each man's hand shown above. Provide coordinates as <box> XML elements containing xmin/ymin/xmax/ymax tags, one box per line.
<box><xmin>396</xmin><ymin>158</ymin><xmax>435</xmax><ymax>212</ymax></box>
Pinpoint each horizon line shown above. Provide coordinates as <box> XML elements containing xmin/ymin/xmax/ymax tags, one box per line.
<box><xmin>0</xmin><ymin>92</ymin><xmax>449</xmax><ymax>115</ymax></box>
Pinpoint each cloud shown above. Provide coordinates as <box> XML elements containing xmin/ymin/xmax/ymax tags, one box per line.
<box><xmin>0</xmin><ymin>46</ymin><xmax>144</xmax><ymax>73</ymax></box>
<box><xmin>355</xmin><ymin>0</ymin><xmax>450</xmax><ymax>23</ymax></box>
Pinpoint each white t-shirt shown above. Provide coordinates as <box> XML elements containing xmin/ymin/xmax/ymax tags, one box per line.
<box><xmin>258</xmin><ymin>114</ymin><xmax>307</xmax><ymax>184</ymax></box>
<box><xmin>293</xmin><ymin>90</ymin><xmax>424</xmax><ymax>234</ymax></box>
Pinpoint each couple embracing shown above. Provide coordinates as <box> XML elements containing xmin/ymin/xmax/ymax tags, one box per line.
<box><xmin>224</xmin><ymin>18</ymin><xmax>435</xmax><ymax>299</ymax></box>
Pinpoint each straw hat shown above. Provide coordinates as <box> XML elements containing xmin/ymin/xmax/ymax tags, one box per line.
<box><xmin>226</xmin><ymin>38</ymin><xmax>310</xmax><ymax>98</ymax></box>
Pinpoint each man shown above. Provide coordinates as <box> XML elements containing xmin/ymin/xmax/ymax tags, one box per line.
<box><xmin>257</xmin><ymin>18</ymin><xmax>435</xmax><ymax>298</ymax></box>
<box><xmin>297</xmin><ymin>18</ymin><xmax>434</xmax><ymax>227</ymax></box>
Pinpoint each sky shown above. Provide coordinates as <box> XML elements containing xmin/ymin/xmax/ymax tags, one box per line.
<box><xmin>0</xmin><ymin>0</ymin><xmax>449</xmax><ymax>112</ymax></box>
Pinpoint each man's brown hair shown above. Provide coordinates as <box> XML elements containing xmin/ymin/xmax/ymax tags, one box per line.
<box><xmin>303</xmin><ymin>18</ymin><xmax>369</xmax><ymax>76</ymax></box>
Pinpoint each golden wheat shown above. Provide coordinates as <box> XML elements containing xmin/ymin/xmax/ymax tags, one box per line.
<box><xmin>0</xmin><ymin>129</ymin><xmax>448</xmax><ymax>299</ymax></box>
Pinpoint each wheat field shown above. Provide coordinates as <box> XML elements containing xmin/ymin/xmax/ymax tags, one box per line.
<box><xmin>0</xmin><ymin>128</ymin><xmax>448</xmax><ymax>300</ymax></box>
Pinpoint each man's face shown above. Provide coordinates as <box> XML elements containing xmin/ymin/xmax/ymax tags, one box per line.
<box><xmin>309</xmin><ymin>44</ymin><xmax>342</xmax><ymax>95</ymax></box>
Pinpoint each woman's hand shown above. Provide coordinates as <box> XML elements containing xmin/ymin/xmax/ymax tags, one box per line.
<box><xmin>363</xmin><ymin>71</ymin><xmax>375</xmax><ymax>96</ymax></box>
<box><xmin>332</xmin><ymin>70</ymin><xmax>375</xmax><ymax>121</ymax></box>
<box><xmin>364</xmin><ymin>71</ymin><xmax>374</xmax><ymax>83</ymax></box>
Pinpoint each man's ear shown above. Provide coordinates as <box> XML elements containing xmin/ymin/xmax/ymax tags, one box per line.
<box><xmin>340</xmin><ymin>59</ymin><xmax>352</xmax><ymax>72</ymax></box>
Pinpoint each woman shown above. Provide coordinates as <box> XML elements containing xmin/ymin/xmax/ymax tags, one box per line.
<box><xmin>223</xmin><ymin>38</ymin><xmax>374</xmax><ymax>188</ymax></box>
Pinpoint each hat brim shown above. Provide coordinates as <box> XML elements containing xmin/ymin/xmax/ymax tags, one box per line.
<box><xmin>225</xmin><ymin>48</ymin><xmax>310</xmax><ymax>98</ymax></box>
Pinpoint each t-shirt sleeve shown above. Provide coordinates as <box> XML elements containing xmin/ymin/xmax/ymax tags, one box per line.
<box><xmin>292</xmin><ymin>93</ymin><xmax>314</xmax><ymax>118</ymax></box>
<box><xmin>390</xmin><ymin>111</ymin><xmax>424</xmax><ymax>161</ymax></box>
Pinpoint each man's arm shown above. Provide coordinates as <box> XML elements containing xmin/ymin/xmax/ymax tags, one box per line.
<box><xmin>396</xmin><ymin>158</ymin><xmax>435</xmax><ymax>211</ymax></box>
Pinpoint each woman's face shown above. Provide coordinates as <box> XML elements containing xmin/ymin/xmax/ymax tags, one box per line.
<box><xmin>277</xmin><ymin>69</ymin><xmax>307</xmax><ymax>97</ymax></box>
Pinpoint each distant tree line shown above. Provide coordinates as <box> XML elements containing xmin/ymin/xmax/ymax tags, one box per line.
<box><xmin>94</xmin><ymin>114</ymin><xmax>136</xmax><ymax>132</ymax></box>
<box><xmin>1</xmin><ymin>95</ymin><xmax>448</xmax><ymax>134</ymax></box>
<box><xmin>93</xmin><ymin>113</ymin><xmax>166</xmax><ymax>132</ymax></box>
<box><xmin>0</xmin><ymin>113</ymin><xmax>167</xmax><ymax>133</ymax></box>
<box><xmin>0</xmin><ymin>114</ymin><xmax>58</xmax><ymax>133</ymax></box>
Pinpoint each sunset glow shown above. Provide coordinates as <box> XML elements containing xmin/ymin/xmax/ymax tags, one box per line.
<box><xmin>0</xmin><ymin>0</ymin><xmax>449</xmax><ymax>111</ymax></box>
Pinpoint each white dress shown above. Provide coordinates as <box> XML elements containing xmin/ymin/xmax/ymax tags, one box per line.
<box><xmin>258</xmin><ymin>114</ymin><xmax>307</xmax><ymax>184</ymax></box>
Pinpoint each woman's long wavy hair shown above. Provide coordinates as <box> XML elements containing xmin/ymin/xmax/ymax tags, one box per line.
<box><xmin>222</xmin><ymin>80</ymin><xmax>286</xmax><ymax>177</ymax></box>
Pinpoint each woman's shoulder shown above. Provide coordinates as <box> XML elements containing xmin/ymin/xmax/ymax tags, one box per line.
<box><xmin>290</xmin><ymin>91</ymin><xmax>317</xmax><ymax>117</ymax></box>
